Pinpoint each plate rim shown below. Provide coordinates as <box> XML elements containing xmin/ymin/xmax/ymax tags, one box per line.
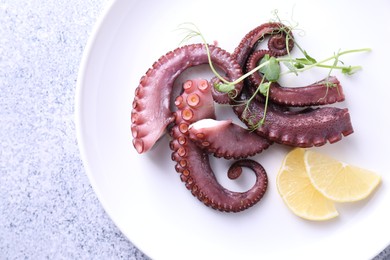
<box><xmin>75</xmin><ymin>0</ymin><xmax>152</xmax><ymax>256</ymax></box>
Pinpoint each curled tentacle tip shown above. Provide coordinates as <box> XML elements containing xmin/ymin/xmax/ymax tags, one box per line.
<box><xmin>228</xmin><ymin>167</ymin><xmax>242</xmax><ymax>180</ymax></box>
<box><xmin>268</xmin><ymin>29</ymin><xmax>294</xmax><ymax>57</ymax></box>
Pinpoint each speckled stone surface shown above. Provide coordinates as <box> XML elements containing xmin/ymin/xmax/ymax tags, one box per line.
<box><xmin>0</xmin><ymin>0</ymin><xmax>389</xmax><ymax>259</ymax></box>
<box><xmin>0</xmin><ymin>0</ymin><xmax>149</xmax><ymax>259</ymax></box>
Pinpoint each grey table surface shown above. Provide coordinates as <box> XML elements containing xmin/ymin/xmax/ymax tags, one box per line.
<box><xmin>0</xmin><ymin>0</ymin><xmax>389</xmax><ymax>259</ymax></box>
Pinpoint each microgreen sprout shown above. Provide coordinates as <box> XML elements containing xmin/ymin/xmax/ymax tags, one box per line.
<box><xmin>176</xmin><ymin>23</ymin><xmax>230</xmax><ymax>85</ymax></box>
<box><xmin>238</xmin><ymin>54</ymin><xmax>279</xmax><ymax>128</ymax></box>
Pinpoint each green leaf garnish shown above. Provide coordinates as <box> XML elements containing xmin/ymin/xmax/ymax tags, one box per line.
<box><xmin>303</xmin><ymin>50</ymin><xmax>317</xmax><ymax>64</ymax></box>
<box><xmin>216</xmin><ymin>83</ymin><xmax>236</xmax><ymax>93</ymax></box>
<box><xmin>294</xmin><ymin>62</ymin><xmax>305</xmax><ymax>69</ymax></box>
<box><xmin>341</xmin><ymin>65</ymin><xmax>362</xmax><ymax>75</ymax></box>
<box><xmin>259</xmin><ymin>55</ymin><xmax>280</xmax><ymax>82</ymax></box>
<box><xmin>259</xmin><ymin>82</ymin><xmax>271</xmax><ymax>96</ymax></box>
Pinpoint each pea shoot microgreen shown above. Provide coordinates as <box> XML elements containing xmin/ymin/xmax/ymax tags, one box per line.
<box><xmin>176</xmin><ymin>23</ymin><xmax>230</xmax><ymax>85</ymax></box>
<box><xmin>177</xmin><ymin>16</ymin><xmax>371</xmax><ymax>129</ymax></box>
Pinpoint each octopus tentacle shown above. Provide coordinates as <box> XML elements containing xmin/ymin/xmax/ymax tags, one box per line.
<box><xmin>188</xmin><ymin>118</ymin><xmax>272</xmax><ymax>159</ymax></box>
<box><xmin>131</xmin><ymin>44</ymin><xmax>243</xmax><ymax>154</ymax></box>
<box><xmin>175</xmin><ymin>79</ymin><xmax>216</xmax><ymax>120</ymax></box>
<box><xmin>246</xmin><ymin>50</ymin><xmax>345</xmax><ymax>106</ymax></box>
<box><xmin>267</xmin><ymin>32</ymin><xmax>294</xmax><ymax>57</ymax></box>
<box><xmin>227</xmin><ymin>159</ymin><xmax>267</xmax><ymax>189</ymax></box>
<box><xmin>232</xmin><ymin>22</ymin><xmax>293</xmax><ymax>67</ymax></box>
<box><xmin>227</xmin><ymin>159</ymin><xmax>267</xmax><ymax>200</ymax></box>
<box><xmin>210</xmin><ymin>76</ymin><xmax>236</xmax><ymax>104</ymax></box>
<box><xmin>170</xmin><ymin>80</ymin><xmax>268</xmax><ymax>212</ymax></box>
<box><xmin>233</xmin><ymin>90</ymin><xmax>354</xmax><ymax>147</ymax></box>
<box><xmin>211</xmin><ymin>23</ymin><xmax>292</xmax><ymax>105</ymax></box>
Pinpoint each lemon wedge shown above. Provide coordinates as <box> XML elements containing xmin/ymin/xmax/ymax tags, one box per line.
<box><xmin>304</xmin><ymin>150</ymin><xmax>381</xmax><ymax>202</ymax></box>
<box><xmin>277</xmin><ymin>148</ymin><xmax>339</xmax><ymax>221</ymax></box>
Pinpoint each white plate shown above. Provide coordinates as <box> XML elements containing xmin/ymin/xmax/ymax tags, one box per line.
<box><xmin>76</xmin><ymin>0</ymin><xmax>390</xmax><ymax>259</ymax></box>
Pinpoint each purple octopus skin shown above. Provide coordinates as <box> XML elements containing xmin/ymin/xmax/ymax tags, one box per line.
<box><xmin>188</xmin><ymin>118</ymin><xmax>272</xmax><ymax>159</ymax></box>
<box><xmin>267</xmin><ymin>32</ymin><xmax>295</xmax><ymax>57</ymax></box>
<box><xmin>131</xmin><ymin>44</ymin><xmax>243</xmax><ymax>154</ymax></box>
<box><xmin>210</xmin><ymin>77</ymin><xmax>236</xmax><ymax>104</ymax></box>
<box><xmin>232</xmin><ymin>22</ymin><xmax>294</xmax><ymax>67</ymax></box>
<box><xmin>246</xmin><ymin>50</ymin><xmax>345</xmax><ymax>106</ymax></box>
<box><xmin>170</xmin><ymin>79</ymin><xmax>268</xmax><ymax>212</ymax></box>
<box><xmin>233</xmin><ymin>90</ymin><xmax>354</xmax><ymax>147</ymax></box>
<box><xmin>227</xmin><ymin>159</ymin><xmax>267</xmax><ymax>184</ymax></box>
<box><xmin>210</xmin><ymin>23</ymin><xmax>293</xmax><ymax>105</ymax></box>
